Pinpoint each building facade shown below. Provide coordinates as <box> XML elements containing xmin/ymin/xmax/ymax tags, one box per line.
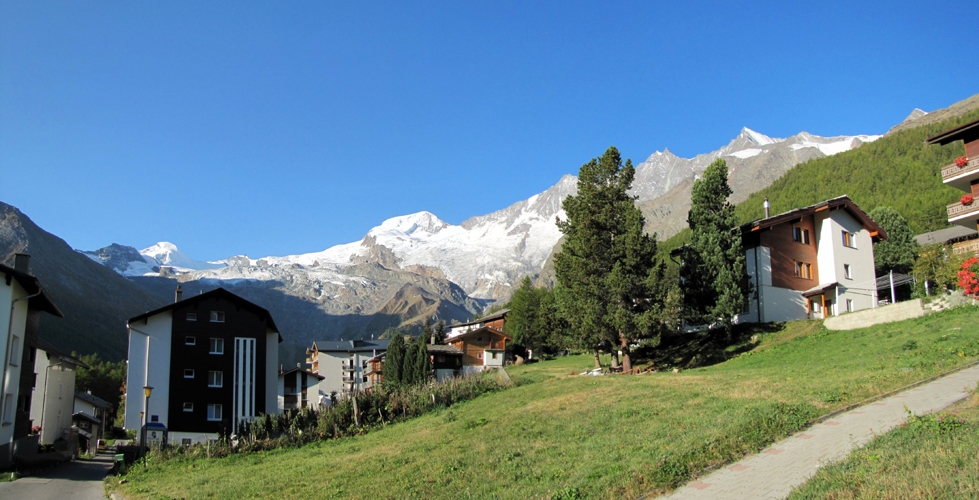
<box><xmin>445</xmin><ymin>326</ymin><xmax>511</xmax><ymax>375</ymax></box>
<box><xmin>0</xmin><ymin>255</ymin><xmax>63</xmax><ymax>467</ymax></box>
<box><xmin>307</xmin><ymin>339</ymin><xmax>390</xmax><ymax>397</ymax></box>
<box><xmin>927</xmin><ymin>118</ymin><xmax>979</xmax><ymax>255</ymax></box>
<box><xmin>29</xmin><ymin>339</ymin><xmax>87</xmax><ymax>445</ymax></box>
<box><xmin>277</xmin><ymin>367</ymin><xmax>323</xmax><ymax>411</ymax></box>
<box><xmin>737</xmin><ymin>196</ymin><xmax>885</xmax><ymax>322</ymax></box>
<box><xmin>124</xmin><ymin>287</ymin><xmax>281</xmax><ymax>445</ymax></box>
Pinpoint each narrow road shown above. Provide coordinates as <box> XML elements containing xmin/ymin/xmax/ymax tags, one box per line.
<box><xmin>656</xmin><ymin>363</ymin><xmax>979</xmax><ymax>500</ymax></box>
<box><xmin>0</xmin><ymin>452</ymin><xmax>113</xmax><ymax>500</ymax></box>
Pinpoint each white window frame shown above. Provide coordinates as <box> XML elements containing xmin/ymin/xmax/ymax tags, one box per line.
<box><xmin>210</xmin><ymin>311</ymin><xmax>225</xmax><ymax>323</ymax></box>
<box><xmin>8</xmin><ymin>336</ymin><xmax>20</xmax><ymax>366</ymax></box>
<box><xmin>208</xmin><ymin>370</ymin><xmax>223</xmax><ymax>388</ymax></box>
<box><xmin>183</xmin><ymin>402</ymin><xmax>194</xmax><ymax>412</ymax></box>
<box><xmin>185</xmin><ymin>336</ymin><xmax>196</xmax><ymax>346</ymax></box>
<box><xmin>843</xmin><ymin>264</ymin><xmax>852</xmax><ymax>280</ymax></box>
<box><xmin>209</xmin><ymin>338</ymin><xmax>224</xmax><ymax>355</ymax></box>
<box><xmin>184</xmin><ymin>369</ymin><xmax>195</xmax><ymax>379</ymax></box>
<box><xmin>207</xmin><ymin>404</ymin><xmax>223</xmax><ymax>421</ymax></box>
<box><xmin>186</xmin><ymin>312</ymin><xmax>197</xmax><ymax>322</ymax></box>
<box><xmin>842</xmin><ymin>231</ymin><xmax>857</xmax><ymax>248</ymax></box>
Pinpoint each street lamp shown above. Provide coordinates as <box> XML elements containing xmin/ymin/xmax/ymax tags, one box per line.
<box><xmin>142</xmin><ymin>386</ymin><xmax>153</xmax><ymax>465</ymax></box>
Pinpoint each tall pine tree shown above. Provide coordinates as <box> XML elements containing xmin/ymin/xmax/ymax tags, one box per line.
<box><xmin>554</xmin><ymin>146</ymin><xmax>668</xmax><ymax>370</ymax></box>
<box><xmin>507</xmin><ymin>276</ymin><xmax>546</xmax><ymax>356</ymax></box>
<box><xmin>433</xmin><ymin>321</ymin><xmax>446</xmax><ymax>345</ymax></box>
<box><xmin>414</xmin><ymin>342</ymin><xmax>432</xmax><ymax>384</ymax></box>
<box><xmin>682</xmin><ymin>158</ymin><xmax>750</xmax><ymax>343</ymax></box>
<box><xmin>385</xmin><ymin>334</ymin><xmax>405</xmax><ymax>387</ymax></box>
<box><xmin>401</xmin><ymin>339</ymin><xmax>418</xmax><ymax>386</ymax></box>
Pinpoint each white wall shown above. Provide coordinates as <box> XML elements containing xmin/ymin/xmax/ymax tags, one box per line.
<box><xmin>816</xmin><ymin>210</ymin><xmax>878</xmax><ymax>314</ymax></box>
<box><xmin>0</xmin><ymin>275</ymin><xmax>29</xmax><ymax>456</ymax></box>
<box><xmin>316</xmin><ymin>351</ymin><xmax>374</xmax><ymax>395</ymax></box>
<box><xmin>37</xmin><ymin>366</ymin><xmax>75</xmax><ymax>444</ymax></box>
<box><xmin>124</xmin><ymin>312</ymin><xmax>172</xmax><ymax>431</ymax></box>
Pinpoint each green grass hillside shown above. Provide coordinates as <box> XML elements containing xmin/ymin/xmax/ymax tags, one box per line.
<box><xmin>659</xmin><ymin>108</ymin><xmax>979</xmax><ymax>257</ymax></box>
<box><xmin>111</xmin><ymin>307</ymin><xmax>979</xmax><ymax>499</ymax></box>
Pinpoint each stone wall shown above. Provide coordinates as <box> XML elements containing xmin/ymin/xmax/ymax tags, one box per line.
<box><xmin>824</xmin><ymin>299</ymin><xmax>926</xmax><ymax>331</ymax></box>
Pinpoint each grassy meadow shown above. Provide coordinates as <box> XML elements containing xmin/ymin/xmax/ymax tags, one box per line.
<box><xmin>109</xmin><ymin>306</ymin><xmax>979</xmax><ymax>499</ymax></box>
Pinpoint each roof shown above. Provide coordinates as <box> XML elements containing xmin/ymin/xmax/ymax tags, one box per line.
<box><xmin>311</xmin><ymin>338</ymin><xmax>391</xmax><ymax>353</ymax></box>
<box><xmin>74</xmin><ymin>391</ymin><xmax>112</xmax><ymax>409</ymax></box>
<box><xmin>278</xmin><ymin>367</ymin><xmax>325</xmax><ymax>380</ymax></box>
<box><xmin>445</xmin><ymin>325</ymin><xmax>512</xmax><ymax>343</ymax></box>
<box><xmin>0</xmin><ymin>263</ymin><xmax>63</xmax><ymax>318</ymax></box>
<box><xmin>915</xmin><ymin>226</ymin><xmax>978</xmax><ymax>247</ymax></box>
<box><xmin>802</xmin><ymin>282</ymin><xmax>838</xmax><ymax>298</ymax></box>
<box><xmin>740</xmin><ymin>196</ymin><xmax>887</xmax><ymax>241</ymax></box>
<box><xmin>72</xmin><ymin>411</ymin><xmax>100</xmax><ymax>425</ymax></box>
<box><xmin>446</xmin><ymin>309</ymin><xmax>510</xmax><ymax>329</ymax></box>
<box><xmin>426</xmin><ymin>344</ymin><xmax>463</xmax><ymax>355</ymax></box>
<box><xmin>925</xmin><ymin>118</ymin><xmax>979</xmax><ymax>145</ymax></box>
<box><xmin>34</xmin><ymin>337</ymin><xmax>89</xmax><ymax>369</ymax></box>
<box><xmin>128</xmin><ymin>287</ymin><xmax>282</xmax><ymax>342</ymax></box>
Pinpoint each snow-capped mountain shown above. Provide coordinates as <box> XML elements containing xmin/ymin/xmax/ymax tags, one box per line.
<box><xmin>83</xmin><ymin>127</ymin><xmax>880</xmax><ymax>327</ymax></box>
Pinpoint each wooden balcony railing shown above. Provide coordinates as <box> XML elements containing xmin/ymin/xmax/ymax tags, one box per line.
<box><xmin>941</xmin><ymin>157</ymin><xmax>979</xmax><ymax>182</ymax></box>
<box><xmin>946</xmin><ymin>200</ymin><xmax>979</xmax><ymax>220</ymax></box>
<box><xmin>953</xmin><ymin>239</ymin><xmax>979</xmax><ymax>256</ymax></box>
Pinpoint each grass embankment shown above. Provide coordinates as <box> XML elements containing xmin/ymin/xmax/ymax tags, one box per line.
<box><xmin>110</xmin><ymin>307</ymin><xmax>979</xmax><ymax>499</ymax></box>
<box><xmin>788</xmin><ymin>387</ymin><xmax>979</xmax><ymax>499</ymax></box>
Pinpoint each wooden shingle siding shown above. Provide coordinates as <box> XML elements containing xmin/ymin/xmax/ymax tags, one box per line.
<box><xmin>756</xmin><ymin>214</ymin><xmax>819</xmax><ymax>291</ymax></box>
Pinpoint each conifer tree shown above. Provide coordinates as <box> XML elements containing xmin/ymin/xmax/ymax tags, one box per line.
<box><xmin>870</xmin><ymin>206</ymin><xmax>919</xmax><ymax>275</ymax></box>
<box><xmin>682</xmin><ymin>158</ymin><xmax>750</xmax><ymax>343</ymax></box>
<box><xmin>415</xmin><ymin>342</ymin><xmax>432</xmax><ymax>384</ymax></box>
<box><xmin>433</xmin><ymin>321</ymin><xmax>446</xmax><ymax>345</ymax></box>
<box><xmin>384</xmin><ymin>334</ymin><xmax>405</xmax><ymax>387</ymax></box>
<box><xmin>402</xmin><ymin>338</ymin><xmax>418</xmax><ymax>386</ymax></box>
<box><xmin>507</xmin><ymin>276</ymin><xmax>546</xmax><ymax>355</ymax></box>
<box><xmin>422</xmin><ymin>318</ymin><xmax>433</xmax><ymax>344</ymax></box>
<box><xmin>554</xmin><ymin>146</ymin><xmax>667</xmax><ymax>370</ymax></box>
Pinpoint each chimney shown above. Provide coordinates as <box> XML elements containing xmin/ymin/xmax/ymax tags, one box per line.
<box><xmin>13</xmin><ymin>253</ymin><xmax>30</xmax><ymax>274</ymax></box>
<box><xmin>764</xmin><ymin>197</ymin><xmax>770</xmax><ymax>218</ymax></box>
<box><xmin>175</xmin><ymin>285</ymin><xmax>183</xmax><ymax>303</ymax></box>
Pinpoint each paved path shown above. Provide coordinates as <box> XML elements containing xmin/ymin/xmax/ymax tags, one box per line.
<box><xmin>657</xmin><ymin>364</ymin><xmax>979</xmax><ymax>500</ymax></box>
<box><xmin>0</xmin><ymin>452</ymin><xmax>113</xmax><ymax>500</ymax></box>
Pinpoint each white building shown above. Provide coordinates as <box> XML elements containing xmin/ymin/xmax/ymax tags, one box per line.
<box><xmin>29</xmin><ymin>338</ymin><xmax>87</xmax><ymax>445</ymax></box>
<box><xmin>306</xmin><ymin>339</ymin><xmax>390</xmax><ymax>397</ymax></box>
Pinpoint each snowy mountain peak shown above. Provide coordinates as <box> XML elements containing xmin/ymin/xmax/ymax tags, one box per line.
<box><xmin>740</xmin><ymin>127</ymin><xmax>776</xmax><ymax>146</ymax></box>
<box><xmin>373</xmin><ymin>211</ymin><xmax>448</xmax><ymax>237</ymax></box>
<box><xmin>140</xmin><ymin>242</ymin><xmax>224</xmax><ymax>271</ymax></box>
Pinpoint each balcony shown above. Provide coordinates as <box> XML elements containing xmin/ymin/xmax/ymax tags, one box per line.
<box><xmin>341</xmin><ymin>375</ymin><xmax>356</xmax><ymax>383</ymax></box>
<box><xmin>946</xmin><ymin>200</ymin><xmax>979</xmax><ymax>228</ymax></box>
<box><xmin>941</xmin><ymin>157</ymin><xmax>979</xmax><ymax>191</ymax></box>
<box><xmin>953</xmin><ymin>238</ymin><xmax>979</xmax><ymax>256</ymax></box>
<box><xmin>341</xmin><ymin>365</ymin><xmax>356</xmax><ymax>372</ymax></box>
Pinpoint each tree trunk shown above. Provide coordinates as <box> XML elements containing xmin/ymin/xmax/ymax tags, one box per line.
<box><xmin>610</xmin><ymin>350</ymin><xmax>620</xmax><ymax>370</ymax></box>
<box><xmin>725</xmin><ymin>324</ymin><xmax>732</xmax><ymax>346</ymax></box>
<box><xmin>619</xmin><ymin>330</ymin><xmax>632</xmax><ymax>372</ymax></box>
<box><xmin>593</xmin><ymin>349</ymin><xmax>601</xmax><ymax>369</ymax></box>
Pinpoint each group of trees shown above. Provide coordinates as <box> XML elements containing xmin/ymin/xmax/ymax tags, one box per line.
<box><xmin>383</xmin><ymin>320</ymin><xmax>437</xmax><ymax>387</ymax></box>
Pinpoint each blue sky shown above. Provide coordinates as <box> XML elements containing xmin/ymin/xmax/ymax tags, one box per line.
<box><xmin>2</xmin><ymin>1</ymin><xmax>977</xmax><ymax>261</ymax></box>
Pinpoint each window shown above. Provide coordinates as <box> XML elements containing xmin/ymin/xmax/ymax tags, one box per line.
<box><xmin>181</xmin><ymin>438</ymin><xmax>192</xmax><ymax>446</ymax></box>
<box><xmin>794</xmin><ymin>261</ymin><xmax>813</xmax><ymax>279</ymax></box>
<box><xmin>492</xmin><ymin>352</ymin><xmax>498</xmax><ymax>359</ymax></box>
<box><xmin>2</xmin><ymin>394</ymin><xmax>13</xmax><ymax>423</ymax></box>
<box><xmin>478</xmin><ymin>352</ymin><xmax>482</xmax><ymax>359</ymax></box>
<box><xmin>184</xmin><ymin>369</ymin><xmax>195</xmax><ymax>379</ymax></box>
<box><xmin>207</xmin><ymin>404</ymin><xmax>223</xmax><ymax>421</ymax></box>
<box><xmin>842</xmin><ymin>231</ymin><xmax>856</xmax><ymax>248</ymax></box>
<box><xmin>8</xmin><ymin>336</ymin><xmax>19</xmax><ymax>366</ymax></box>
<box><xmin>185</xmin><ymin>336</ymin><xmax>196</xmax><ymax>346</ymax></box>
<box><xmin>183</xmin><ymin>402</ymin><xmax>194</xmax><ymax>412</ymax></box>
<box><xmin>792</xmin><ymin>227</ymin><xmax>810</xmax><ymax>244</ymax></box>
<box><xmin>477</xmin><ymin>336</ymin><xmax>483</xmax><ymax>342</ymax></box>
<box><xmin>186</xmin><ymin>312</ymin><xmax>197</xmax><ymax>321</ymax></box>
<box><xmin>208</xmin><ymin>370</ymin><xmax>223</xmax><ymax>388</ymax></box>
<box><xmin>846</xmin><ymin>299</ymin><xmax>854</xmax><ymax>313</ymax></box>
<box><xmin>28</xmin><ymin>347</ymin><xmax>36</xmax><ymax>363</ymax></box>
<box><xmin>209</xmin><ymin>338</ymin><xmax>224</xmax><ymax>354</ymax></box>
<box><xmin>362</xmin><ymin>376</ymin><xmax>368</xmax><ymax>383</ymax></box>
<box><xmin>844</xmin><ymin>264</ymin><xmax>852</xmax><ymax>280</ymax></box>
<box><xmin>151</xmin><ymin>415</ymin><xmax>159</xmax><ymax>422</ymax></box>
<box><xmin>209</xmin><ymin>311</ymin><xmax>225</xmax><ymax>323</ymax></box>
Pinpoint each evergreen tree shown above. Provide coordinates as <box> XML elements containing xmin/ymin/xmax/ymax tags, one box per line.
<box><xmin>415</xmin><ymin>342</ymin><xmax>432</xmax><ymax>384</ymax></box>
<box><xmin>422</xmin><ymin>318</ymin><xmax>433</xmax><ymax>344</ymax></box>
<box><xmin>554</xmin><ymin>146</ymin><xmax>667</xmax><ymax>370</ymax></box>
<box><xmin>434</xmin><ymin>321</ymin><xmax>446</xmax><ymax>345</ymax></box>
<box><xmin>682</xmin><ymin>158</ymin><xmax>750</xmax><ymax>343</ymax></box>
<box><xmin>402</xmin><ymin>339</ymin><xmax>418</xmax><ymax>386</ymax></box>
<box><xmin>870</xmin><ymin>206</ymin><xmax>920</xmax><ymax>275</ymax></box>
<box><xmin>385</xmin><ymin>334</ymin><xmax>405</xmax><ymax>387</ymax></box>
<box><xmin>506</xmin><ymin>276</ymin><xmax>546</xmax><ymax>356</ymax></box>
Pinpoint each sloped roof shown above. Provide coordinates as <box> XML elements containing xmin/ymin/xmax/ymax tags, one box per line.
<box><xmin>35</xmin><ymin>337</ymin><xmax>89</xmax><ymax>368</ymax></box>
<box><xmin>278</xmin><ymin>367</ymin><xmax>325</xmax><ymax>380</ymax></box>
<box><xmin>426</xmin><ymin>344</ymin><xmax>463</xmax><ymax>355</ymax></box>
<box><xmin>740</xmin><ymin>196</ymin><xmax>887</xmax><ymax>241</ymax></box>
<box><xmin>915</xmin><ymin>226</ymin><xmax>978</xmax><ymax>246</ymax></box>
<box><xmin>0</xmin><ymin>263</ymin><xmax>63</xmax><ymax>318</ymax></box>
<box><xmin>312</xmin><ymin>339</ymin><xmax>391</xmax><ymax>353</ymax></box>
<box><xmin>74</xmin><ymin>391</ymin><xmax>112</xmax><ymax>409</ymax></box>
<box><xmin>446</xmin><ymin>309</ymin><xmax>510</xmax><ymax>329</ymax></box>
<box><xmin>446</xmin><ymin>325</ymin><xmax>512</xmax><ymax>343</ymax></box>
<box><xmin>925</xmin><ymin>118</ymin><xmax>979</xmax><ymax>145</ymax></box>
<box><xmin>72</xmin><ymin>411</ymin><xmax>100</xmax><ymax>425</ymax></box>
<box><xmin>128</xmin><ymin>287</ymin><xmax>282</xmax><ymax>342</ymax></box>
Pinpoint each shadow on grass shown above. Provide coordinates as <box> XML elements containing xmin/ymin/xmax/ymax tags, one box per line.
<box><xmin>636</xmin><ymin>322</ymin><xmax>787</xmax><ymax>369</ymax></box>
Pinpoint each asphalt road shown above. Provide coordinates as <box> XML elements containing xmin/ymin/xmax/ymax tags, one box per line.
<box><xmin>0</xmin><ymin>453</ymin><xmax>113</xmax><ymax>500</ymax></box>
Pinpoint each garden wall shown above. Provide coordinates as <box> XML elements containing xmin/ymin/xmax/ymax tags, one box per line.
<box><xmin>824</xmin><ymin>299</ymin><xmax>925</xmax><ymax>331</ymax></box>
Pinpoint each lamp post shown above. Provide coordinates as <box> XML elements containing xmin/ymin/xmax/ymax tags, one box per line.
<box><xmin>142</xmin><ymin>386</ymin><xmax>153</xmax><ymax>465</ymax></box>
